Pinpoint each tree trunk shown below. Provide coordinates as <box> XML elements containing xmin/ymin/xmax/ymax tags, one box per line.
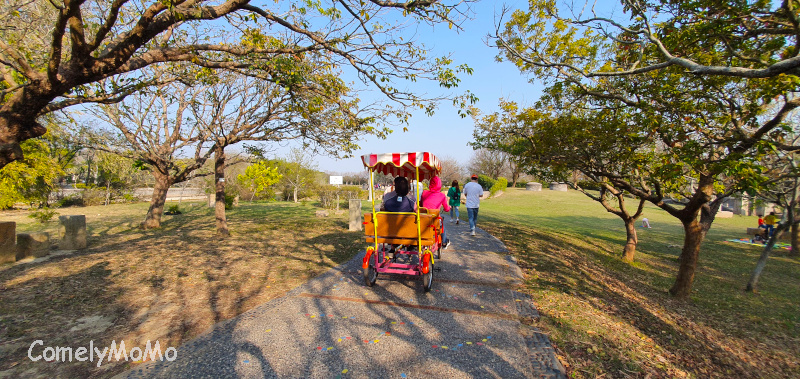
<box><xmin>214</xmin><ymin>145</ymin><xmax>230</xmax><ymax>237</ymax></box>
<box><xmin>791</xmin><ymin>222</ymin><xmax>799</xmax><ymax>257</ymax></box>
<box><xmin>669</xmin><ymin>218</ymin><xmax>708</xmax><ymax>299</ymax></box>
<box><xmin>293</xmin><ymin>186</ymin><xmax>298</xmax><ymax>203</ymax></box>
<box><xmin>622</xmin><ymin>218</ymin><xmax>638</xmax><ymax>263</ymax></box>
<box><xmin>105</xmin><ymin>180</ymin><xmax>111</xmax><ymax>206</ymax></box>
<box><xmin>143</xmin><ymin>171</ymin><xmax>172</xmax><ymax>229</ymax></box>
<box><xmin>746</xmin><ymin>226</ymin><xmax>787</xmax><ymax>291</ymax></box>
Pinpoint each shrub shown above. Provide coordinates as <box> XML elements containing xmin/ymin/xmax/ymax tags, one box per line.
<box><xmin>165</xmin><ymin>204</ymin><xmax>182</xmax><ymax>215</ymax></box>
<box><xmin>477</xmin><ymin>175</ymin><xmax>496</xmax><ymax>191</ymax></box>
<box><xmin>57</xmin><ymin>195</ymin><xmax>84</xmax><ymax>207</ymax></box>
<box><xmin>28</xmin><ymin>208</ymin><xmax>59</xmax><ymax>223</ymax></box>
<box><xmin>317</xmin><ymin>185</ymin><xmax>340</xmax><ymax>209</ymax></box>
<box><xmin>339</xmin><ymin>185</ymin><xmax>366</xmax><ymax>200</ymax></box>
<box><xmin>224</xmin><ymin>194</ymin><xmax>236</xmax><ymax>209</ymax></box>
<box><xmin>490</xmin><ymin>177</ymin><xmax>508</xmax><ymax>196</ymax></box>
<box><xmin>81</xmin><ymin>188</ymin><xmax>106</xmax><ymax>206</ymax></box>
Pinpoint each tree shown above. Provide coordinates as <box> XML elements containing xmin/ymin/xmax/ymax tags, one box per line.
<box><xmin>491</xmin><ymin>0</ymin><xmax>800</xmax><ymax>299</ymax></box>
<box><xmin>493</xmin><ymin>0</ymin><xmax>800</xmax><ymax>83</ymax></box>
<box><xmin>0</xmin><ymin>136</ymin><xmax>62</xmax><ymax>209</ymax></box>
<box><xmin>95</xmin><ymin>81</ymin><xmax>215</xmax><ymax>229</ymax></box>
<box><xmin>190</xmin><ymin>62</ymin><xmax>374</xmax><ymax>235</ymax></box>
<box><xmin>95</xmin><ymin>151</ymin><xmax>138</xmax><ymax>205</ymax></box>
<box><xmin>474</xmin><ymin>68</ymin><xmax>787</xmax><ymax>298</ymax></box>
<box><xmin>746</xmin><ymin>132</ymin><xmax>800</xmax><ymax>291</ymax></box>
<box><xmin>438</xmin><ymin>155</ymin><xmax>464</xmax><ymax>186</ymax></box>
<box><xmin>467</xmin><ymin>148</ymin><xmax>506</xmax><ymax>179</ymax></box>
<box><xmin>238</xmin><ymin>161</ymin><xmax>282</xmax><ymax>201</ymax></box>
<box><xmin>0</xmin><ymin>0</ymin><xmax>476</xmax><ymax>169</ymax></box>
<box><xmin>473</xmin><ymin>101</ymin><xmax>649</xmax><ymax>262</ymax></box>
<box><xmin>277</xmin><ymin>148</ymin><xmax>319</xmax><ymax>203</ymax></box>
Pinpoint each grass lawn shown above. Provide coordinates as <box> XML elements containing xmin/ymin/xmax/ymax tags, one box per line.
<box><xmin>0</xmin><ymin>201</ymin><xmax>363</xmax><ymax>378</ymax></box>
<box><xmin>478</xmin><ymin>188</ymin><xmax>799</xmax><ymax>378</ymax></box>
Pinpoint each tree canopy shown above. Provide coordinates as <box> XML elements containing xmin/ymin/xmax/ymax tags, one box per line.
<box><xmin>0</xmin><ymin>0</ymin><xmax>476</xmax><ymax>168</ymax></box>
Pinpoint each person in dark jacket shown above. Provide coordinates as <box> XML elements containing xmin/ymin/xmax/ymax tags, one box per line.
<box><xmin>384</xmin><ymin>177</ymin><xmax>415</xmax><ymax>213</ymax></box>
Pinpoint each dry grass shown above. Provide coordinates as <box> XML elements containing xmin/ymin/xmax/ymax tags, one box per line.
<box><xmin>0</xmin><ymin>201</ymin><xmax>362</xmax><ymax>378</ymax></box>
<box><xmin>480</xmin><ymin>188</ymin><xmax>800</xmax><ymax>378</ymax></box>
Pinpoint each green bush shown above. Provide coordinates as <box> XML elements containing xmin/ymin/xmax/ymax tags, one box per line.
<box><xmin>81</xmin><ymin>188</ymin><xmax>106</xmax><ymax>206</ymax></box>
<box><xmin>224</xmin><ymin>194</ymin><xmax>236</xmax><ymax>209</ymax></box>
<box><xmin>490</xmin><ymin>177</ymin><xmax>508</xmax><ymax>196</ymax></box>
<box><xmin>339</xmin><ymin>185</ymin><xmax>366</xmax><ymax>200</ymax></box>
<box><xmin>477</xmin><ymin>175</ymin><xmax>496</xmax><ymax>191</ymax></box>
<box><xmin>57</xmin><ymin>195</ymin><xmax>84</xmax><ymax>207</ymax></box>
<box><xmin>165</xmin><ymin>204</ymin><xmax>182</xmax><ymax>215</ymax></box>
<box><xmin>317</xmin><ymin>185</ymin><xmax>340</xmax><ymax>209</ymax></box>
<box><xmin>28</xmin><ymin>208</ymin><xmax>59</xmax><ymax>223</ymax></box>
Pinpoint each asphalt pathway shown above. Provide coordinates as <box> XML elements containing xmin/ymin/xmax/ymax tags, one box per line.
<box><xmin>119</xmin><ymin>217</ymin><xmax>566</xmax><ymax>379</ymax></box>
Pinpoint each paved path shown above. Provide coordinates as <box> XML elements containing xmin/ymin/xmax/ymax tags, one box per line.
<box><xmin>119</xmin><ymin>219</ymin><xmax>566</xmax><ymax>379</ymax></box>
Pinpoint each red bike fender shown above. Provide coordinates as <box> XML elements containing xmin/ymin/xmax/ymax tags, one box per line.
<box><xmin>362</xmin><ymin>247</ymin><xmax>374</xmax><ymax>269</ymax></box>
<box><xmin>421</xmin><ymin>253</ymin><xmax>431</xmax><ymax>274</ymax></box>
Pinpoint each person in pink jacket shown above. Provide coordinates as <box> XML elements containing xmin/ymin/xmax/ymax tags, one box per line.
<box><xmin>420</xmin><ymin>176</ymin><xmax>451</xmax><ymax>249</ymax></box>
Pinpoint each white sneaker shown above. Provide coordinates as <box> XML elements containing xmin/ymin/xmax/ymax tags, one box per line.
<box><xmin>449</xmin><ymin>219</ymin><xmax>454</xmax><ymax>223</ymax></box>
<box><xmin>470</xmin><ymin>230</ymin><xmax>476</xmax><ymax>236</ymax></box>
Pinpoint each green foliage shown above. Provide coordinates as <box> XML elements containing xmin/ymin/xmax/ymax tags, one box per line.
<box><xmin>28</xmin><ymin>208</ymin><xmax>59</xmax><ymax>224</ymax></box>
<box><xmin>316</xmin><ymin>185</ymin><xmax>364</xmax><ymax>209</ymax></box>
<box><xmin>224</xmin><ymin>194</ymin><xmax>236</xmax><ymax>210</ymax></box>
<box><xmin>0</xmin><ymin>136</ymin><xmax>62</xmax><ymax>209</ymax></box>
<box><xmin>317</xmin><ymin>185</ymin><xmax>340</xmax><ymax>209</ymax></box>
<box><xmin>81</xmin><ymin>188</ymin><xmax>107</xmax><ymax>206</ymax></box>
<box><xmin>238</xmin><ymin>161</ymin><xmax>283</xmax><ymax>201</ymax></box>
<box><xmin>56</xmin><ymin>195</ymin><xmax>84</xmax><ymax>208</ymax></box>
<box><xmin>490</xmin><ymin>177</ymin><xmax>508</xmax><ymax>196</ymax></box>
<box><xmin>165</xmin><ymin>204</ymin><xmax>182</xmax><ymax>215</ymax></box>
<box><xmin>477</xmin><ymin>175</ymin><xmax>495</xmax><ymax>191</ymax></box>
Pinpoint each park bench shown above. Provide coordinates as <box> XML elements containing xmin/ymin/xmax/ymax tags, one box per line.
<box><xmin>746</xmin><ymin>227</ymin><xmax>790</xmax><ymax>241</ymax></box>
<box><xmin>363</xmin><ymin>210</ymin><xmax>441</xmax><ymax>246</ymax></box>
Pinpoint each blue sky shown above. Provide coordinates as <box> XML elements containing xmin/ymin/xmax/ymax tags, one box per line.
<box><xmin>297</xmin><ymin>0</ymin><xmax>545</xmax><ymax>174</ymax></box>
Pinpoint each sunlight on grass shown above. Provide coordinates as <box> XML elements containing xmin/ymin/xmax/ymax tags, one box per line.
<box><xmin>480</xmin><ymin>188</ymin><xmax>799</xmax><ymax>378</ymax></box>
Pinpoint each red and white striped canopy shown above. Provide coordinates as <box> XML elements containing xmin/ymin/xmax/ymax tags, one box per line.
<box><xmin>361</xmin><ymin>152</ymin><xmax>441</xmax><ymax>180</ymax></box>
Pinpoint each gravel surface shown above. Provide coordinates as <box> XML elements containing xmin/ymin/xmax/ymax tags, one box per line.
<box><xmin>117</xmin><ymin>220</ymin><xmax>565</xmax><ymax>379</ymax></box>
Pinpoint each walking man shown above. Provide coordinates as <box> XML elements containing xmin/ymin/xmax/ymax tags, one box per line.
<box><xmin>463</xmin><ymin>174</ymin><xmax>483</xmax><ymax>236</ymax></box>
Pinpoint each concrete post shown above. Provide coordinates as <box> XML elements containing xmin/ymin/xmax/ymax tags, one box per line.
<box><xmin>59</xmin><ymin>215</ymin><xmax>87</xmax><ymax>250</ymax></box>
<box><xmin>349</xmin><ymin>199</ymin><xmax>363</xmax><ymax>231</ymax></box>
<box><xmin>0</xmin><ymin>222</ymin><xmax>15</xmax><ymax>264</ymax></box>
<box><xmin>526</xmin><ymin>182</ymin><xmax>542</xmax><ymax>191</ymax></box>
<box><xmin>208</xmin><ymin>194</ymin><xmax>215</xmax><ymax>207</ymax></box>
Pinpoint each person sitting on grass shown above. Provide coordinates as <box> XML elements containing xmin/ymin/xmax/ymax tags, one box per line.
<box><xmin>420</xmin><ymin>176</ymin><xmax>451</xmax><ymax>249</ymax></box>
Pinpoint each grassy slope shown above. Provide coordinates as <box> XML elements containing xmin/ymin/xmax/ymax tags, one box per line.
<box><xmin>478</xmin><ymin>188</ymin><xmax>799</xmax><ymax>378</ymax></box>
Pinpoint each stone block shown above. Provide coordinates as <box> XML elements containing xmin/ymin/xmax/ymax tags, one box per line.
<box><xmin>526</xmin><ymin>182</ymin><xmax>542</xmax><ymax>191</ymax></box>
<box><xmin>349</xmin><ymin>199</ymin><xmax>363</xmax><ymax>231</ymax></box>
<box><xmin>16</xmin><ymin>232</ymin><xmax>50</xmax><ymax>260</ymax></box>
<box><xmin>59</xmin><ymin>215</ymin><xmax>87</xmax><ymax>250</ymax></box>
<box><xmin>549</xmin><ymin>182</ymin><xmax>568</xmax><ymax>191</ymax></box>
<box><xmin>315</xmin><ymin>210</ymin><xmax>329</xmax><ymax>218</ymax></box>
<box><xmin>716</xmin><ymin>210</ymin><xmax>734</xmax><ymax>218</ymax></box>
<box><xmin>0</xmin><ymin>222</ymin><xmax>15</xmax><ymax>264</ymax></box>
<box><xmin>208</xmin><ymin>194</ymin><xmax>215</xmax><ymax>207</ymax></box>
